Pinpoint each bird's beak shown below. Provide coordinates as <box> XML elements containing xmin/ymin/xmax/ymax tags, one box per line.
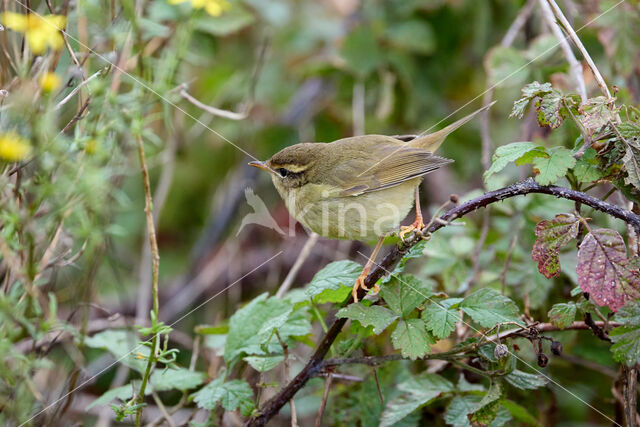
<box><xmin>248</xmin><ymin>160</ymin><xmax>271</xmax><ymax>172</ymax></box>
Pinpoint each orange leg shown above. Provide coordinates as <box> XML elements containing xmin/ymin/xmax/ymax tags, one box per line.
<box><xmin>352</xmin><ymin>235</ymin><xmax>385</xmax><ymax>303</ymax></box>
<box><xmin>399</xmin><ymin>186</ymin><xmax>426</xmax><ymax>241</ymax></box>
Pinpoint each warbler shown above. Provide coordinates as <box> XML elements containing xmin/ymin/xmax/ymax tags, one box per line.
<box><xmin>250</xmin><ymin>103</ymin><xmax>492</xmax><ymax>301</ymax></box>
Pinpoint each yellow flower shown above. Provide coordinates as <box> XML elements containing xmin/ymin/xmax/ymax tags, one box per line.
<box><xmin>167</xmin><ymin>0</ymin><xmax>230</xmax><ymax>17</ymax></box>
<box><xmin>39</xmin><ymin>72</ymin><xmax>62</xmax><ymax>92</ymax></box>
<box><xmin>0</xmin><ymin>132</ymin><xmax>31</xmax><ymax>162</ymax></box>
<box><xmin>85</xmin><ymin>139</ymin><xmax>98</xmax><ymax>155</ymax></box>
<box><xmin>1</xmin><ymin>12</ymin><xmax>66</xmax><ymax>54</ymax></box>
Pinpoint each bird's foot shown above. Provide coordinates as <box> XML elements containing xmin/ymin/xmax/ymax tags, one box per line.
<box><xmin>352</xmin><ymin>269</ymin><xmax>379</xmax><ymax>303</ymax></box>
<box><xmin>399</xmin><ymin>216</ymin><xmax>426</xmax><ymax>242</ymax></box>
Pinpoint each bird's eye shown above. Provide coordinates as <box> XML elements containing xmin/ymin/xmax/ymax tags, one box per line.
<box><xmin>278</xmin><ymin>168</ymin><xmax>289</xmax><ymax>178</ymax></box>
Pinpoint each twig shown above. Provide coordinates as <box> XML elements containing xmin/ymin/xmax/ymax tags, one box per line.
<box><xmin>275</xmin><ymin>330</ymin><xmax>297</xmax><ymax>427</ymax></box>
<box><xmin>276</xmin><ymin>232</ymin><xmax>319</xmax><ymax>298</ymax></box>
<box><xmin>539</xmin><ymin>0</ymin><xmax>587</xmax><ymax>102</ymax></box>
<box><xmin>179</xmin><ymin>87</ymin><xmax>248</xmax><ymax>120</ymax></box>
<box><xmin>352</xmin><ymin>80</ymin><xmax>365</xmax><ymax>136</ymax></box>
<box><xmin>55</xmin><ymin>68</ymin><xmax>105</xmax><ymax>110</ymax></box>
<box><xmin>314</xmin><ymin>372</ymin><xmax>333</xmax><ymax>427</ymax></box>
<box><xmin>59</xmin><ymin>96</ymin><xmax>91</xmax><ymax>134</ymax></box>
<box><xmin>151</xmin><ymin>391</ymin><xmax>176</xmax><ymax>427</ymax></box>
<box><xmin>622</xmin><ymin>366</ymin><xmax>638</xmax><ymax>427</ymax></box>
<box><xmin>545</xmin><ymin>0</ymin><xmax>612</xmax><ymax>99</ymax></box>
<box><xmin>246</xmin><ymin>179</ymin><xmax>640</xmax><ymax>426</ymax></box>
<box><xmin>134</xmin><ymin>134</ymin><xmax>161</xmax><ymax>426</ymax></box>
<box><xmin>500</xmin><ymin>234</ymin><xmax>518</xmax><ymax>295</ymax></box>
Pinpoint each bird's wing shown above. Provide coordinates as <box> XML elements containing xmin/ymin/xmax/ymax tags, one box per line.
<box><xmin>327</xmin><ymin>136</ymin><xmax>453</xmax><ymax>197</ymax></box>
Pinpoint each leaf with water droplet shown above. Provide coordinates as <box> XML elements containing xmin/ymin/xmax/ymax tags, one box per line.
<box><xmin>576</xmin><ymin>229</ymin><xmax>640</xmax><ymax>311</ymax></box>
<box><xmin>532</xmin><ymin>213</ymin><xmax>580</xmax><ymax>278</ymax></box>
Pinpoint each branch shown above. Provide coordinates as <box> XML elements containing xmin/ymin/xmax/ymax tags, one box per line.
<box><xmin>246</xmin><ymin>179</ymin><xmax>640</xmax><ymax>426</ymax></box>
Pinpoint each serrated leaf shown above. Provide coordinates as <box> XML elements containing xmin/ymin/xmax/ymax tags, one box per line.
<box><xmin>484</xmin><ymin>142</ymin><xmax>543</xmax><ymax>181</ymax></box>
<box><xmin>622</xmin><ymin>138</ymin><xmax>640</xmax><ymax>190</ymax></box>
<box><xmin>548</xmin><ymin>302</ymin><xmax>577</xmax><ymax>329</ymax></box>
<box><xmin>422</xmin><ymin>298</ymin><xmax>461</xmax><ymax>339</ymax></box>
<box><xmin>504</xmin><ymin>370</ymin><xmax>548</xmax><ymax>390</ymax></box>
<box><xmin>151</xmin><ymin>368</ymin><xmax>206</xmax><ymax>392</ymax></box>
<box><xmin>485</xmin><ymin>46</ymin><xmax>529</xmax><ymax>87</ymax></box>
<box><xmin>191</xmin><ymin>377</ymin><xmax>254</xmax><ymax>416</ymax></box>
<box><xmin>535</xmin><ymin>91</ymin><xmax>564</xmax><ymax>128</ymax></box>
<box><xmin>460</xmin><ymin>289</ymin><xmax>522</xmax><ymax>327</ymax></box>
<box><xmin>573</xmin><ymin>147</ymin><xmax>603</xmax><ymax>183</ymax></box>
<box><xmin>336</xmin><ymin>303</ymin><xmax>398</xmax><ymax>334</ymax></box>
<box><xmin>445</xmin><ymin>395</ymin><xmax>483</xmax><ymax>427</ymax></box>
<box><xmin>533</xmin><ymin>147</ymin><xmax>576</xmax><ymax>185</ymax></box>
<box><xmin>531</xmin><ymin>213</ymin><xmax>580</xmax><ymax>278</ymax></box>
<box><xmin>381</xmin><ymin>274</ymin><xmax>434</xmax><ymax>317</ymax></box>
<box><xmin>579</xmin><ymin>96</ymin><xmax>618</xmax><ymax>135</ymax></box>
<box><xmin>86</xmin><ymin>384</ymin><xmax>136</xmax><ymax>411</ymax></box>
<box><xmin>471</xmin><ymin>383</ymin><xmax>503</xmax><ymax>426</ymax></box>
<box><xmin>224</xmin><ymin>294</ymin><xmax>296</xmax><ymax>363</ymax></box>
<box><xmin>380</xmin><ymin>373</ymin><xmax>453</xmax><ymax>427</ymax></box>
<box><xmin>84</xmin><ymin>330</ymin><xmax>147</xmax><ymax>373</ymax></box>
<box><xmin>243</xmin><ymin>354</ymin><xmax>284</xmax><ymax>372</ymax></box>
<box><xmin>577</xmin><ymin>229</ymin><xmax>640</xmax><ymax>311</ymax></box>
<box><xmin>510</xmin><ymin>82</ymin><xmax>554</xmax><ymax>119</ymax></box>
<box><xmin>305</xmin><ymin>260</ymin><xmax>362</xmax><ymax>302</ymax></box>
<box><xmin>391</xmin><ymin>318</ymin><xmax>431</xmax><ymax>360</ymax></box>
<box><xmin>610</xmin><ymin>302</ymin><xmax>640</xmax><ymax>367</ymax></box>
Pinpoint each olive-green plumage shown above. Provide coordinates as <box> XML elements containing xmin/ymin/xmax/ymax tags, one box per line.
<box><xmin>250</xmin><ymin>103</ymin><xmax>492</xmax><ymax>241</ymax></box>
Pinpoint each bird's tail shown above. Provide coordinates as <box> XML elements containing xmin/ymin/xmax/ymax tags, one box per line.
<box><xmin>410</xmin><ymin>101</ymin><xmax>496</xmax><ymax>153</ymax></box>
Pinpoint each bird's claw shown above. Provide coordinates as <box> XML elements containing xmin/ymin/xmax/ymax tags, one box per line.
<box><xmin>352</xmin><ymin>271</ymin><xmax>380</xmax><ymax>303</ymax></box>
<box><xmin>398</xmin><ymin>217</ymin><xmax>426</xmax><ymax>242</ymax></box>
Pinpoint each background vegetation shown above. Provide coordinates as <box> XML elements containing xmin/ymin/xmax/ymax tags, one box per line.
<box><xmin>1</xmin><ymin>0</ymin><xmax>639</xmax><ymax>425</ymax></box>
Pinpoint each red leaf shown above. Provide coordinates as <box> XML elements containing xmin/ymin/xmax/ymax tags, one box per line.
<box><xmin>532</xmin><ymin>213</ymin><xmax>580</xmax><ymax>278</ymax></box>
<box><xmin>576</xmin><ymin>229</ymin><xmax>640</xmax><ymax>311</ymax></box>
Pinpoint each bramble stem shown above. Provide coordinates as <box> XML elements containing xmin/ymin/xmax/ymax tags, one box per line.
<box><xmin>135</xmin><ymin>135</ymin><xmax>161</xmax><ymax>426</ymax></box>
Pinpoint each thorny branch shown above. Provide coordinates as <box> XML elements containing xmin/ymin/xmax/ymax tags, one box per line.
<box><xmin>246</xmin><ymin>179</ymin><xmax>640</xmax><ymax>426</ymax></box>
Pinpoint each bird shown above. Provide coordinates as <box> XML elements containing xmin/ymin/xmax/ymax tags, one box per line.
<box><xmin>249</xmin><ymin>103</ymin><xmax>493</xmax><ymax>302</ymax></box>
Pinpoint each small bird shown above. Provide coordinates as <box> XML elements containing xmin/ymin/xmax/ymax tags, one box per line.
<box><xmin>250</xmin><ymin>103</ymin><xmax>492</xmax><ymax>301</ymax></box>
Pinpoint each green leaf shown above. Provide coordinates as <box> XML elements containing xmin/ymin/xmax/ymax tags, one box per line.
<box><xmin>460</xmin><ymin>289</ymin><xmax>522</xmax><ymax>327</ymax></box>
<box><xmin>471</xmin><ymin>382</ymin><xmax>503</xmax><ymax>426</ymax></box>
<box><xmin>305</xmin><ymin>260</ymin><xmax>362</xmax><ymax>303</ymax></box>
<box><xmin>573</xmin><ymin>148</ymin><xmax>603</xmax><ymax>183</ymax></box>
<box><xmin>622</xmin><ymin>137</ymin><xmax>640</xmax><ymax>191</ymax></box>
<box><xmin>535</xmin><ymin>91</ymin><xmax>564</xmax><ymax>129</ymax></box>
<box><xmin>483</xmin><ymin>142</ymin><xmax>543</xmax><ymax>182</ymax></box>
<box><xmin>192</xmin><ymin>377</ymin><xmax>255</xmax><ymax>416</ymax></box>
<box><xmin>501</xmin><ymin>400</ymin><xmax>540</xmax><ymax>425</ymax></box>
<box><xmin>86</xmin><ymin>384</ymin><xmax>135</xmax><ymax>411</ymax></box>
<box><xmin>224</xmin><ymin>293</ymin><xmax>305</xmax><ymax>363</ymax></box>
<box><xmin>548</xmin><ymin>302</ymin><xmax>577</xmax><ymax>329</ymax></box>
<box><xmin>380</xmin><ymin>372</ymin><xmax>454</xmax><ymax>427</ymax></box>
<box><xmin>391</xmin><ymin>318</ymin><xmax>431</xmax><ymax>360</ymax></box>
<box><xmin>485</xmin><ymin>46</ymin><xmax>529</xmax><ymax>87</ymax></box>
<box><xmin>150</xmin><ymin>367</ymin><xmax>206</xmax><ymax>392</ymax></box>
<box><xmin>385</xmin><ymin>20</ymin><xmax>435</xmax><ymax>55</ymax></box>
<box><xmin>504</xmin><ymin>370</ymin><xmax>548</xmax><ymax>390</ymax></box>
<box><xmin>381</xmin><ymin>274</ymin><xmax>434</xmax><ymax>317</ymax></box>
<box><xmin>610</xmin><ymin>302</ymin><xmax>640</xmax><ymax>367</ymax></box>
<box><xmin>531</xmin><ymin>213</ymin><xmax>580</xmax><ymax>278</ymax></box>
<box><xmin>445</xmin><ymin>395</ymin><xmax>483</xmax><ymax>427</ymax></box>
<box><xmin>340</xmin><ymin>25</ymin><xmax>383</xmax><ymax>77</ymax></box>
<box><xmin>336</xmin><ymin>303</ymin><xmax>399</xmax><ymax>335</ymax></box>
<box><xmin>532</xmin><ymin>147</ymin><xmax>576</xmax><ymax>185</ymax></box>
<box><xmin>523</xmin><ymin>34</ymin><xmax>558</xmax><ymax>62</ymax></box>
<box><xmin>579</xmin><ymin>96</ymin><xmax>618</xmax><ymax>134</ymax></box>
<box><xmin>422</xmin><ymin>298</ymin><xmax>461</xmax><ymax>339</ymax></box>
<box><xmin>243</xmin><ymin>354</ymin><xmax>284</xmax><ymax>372</ymax></box>
<box><xmin>84</xmin><ymin>330</ymin><xmax>147</xmax><ymax>373</ymax></box>
<box><xmin>510</xmin><ymin>82</ymin><xmax>554</xmax><ymax>119</ymax></box>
